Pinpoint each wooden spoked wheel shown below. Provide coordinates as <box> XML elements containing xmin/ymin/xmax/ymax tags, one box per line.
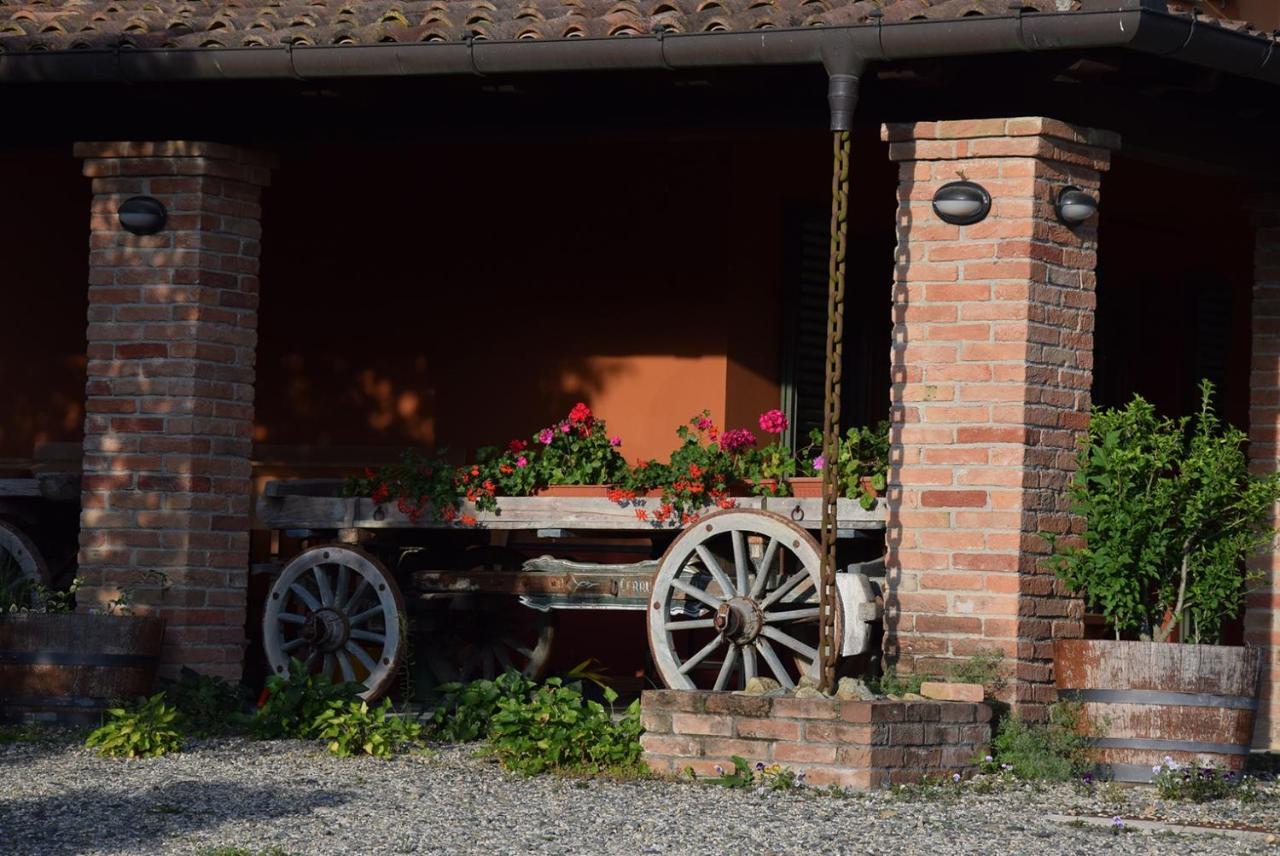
<box><xmin>647</xmin><ymin>509</ymin><xmax>823</xmax><ymax>691</ymax></box>
<box><xmin>0</xmin><ymin>520</ymin><xmax>48</xmax><ymax>607</ymax></box>
<box><xmin>263</xmin><ymin>545</ymin><xmax>405</xmax><ymax>700</ymax></box>
<box><xmin>419</xmin><ymin>547</ymin><xmax>555</xmax><ymax>685</ymax></box>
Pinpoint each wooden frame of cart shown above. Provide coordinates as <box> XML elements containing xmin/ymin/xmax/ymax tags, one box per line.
<box><xmin>256</xmin><ymin>485</ymin><xmax>886</xmax><ymax>699</ymax></box>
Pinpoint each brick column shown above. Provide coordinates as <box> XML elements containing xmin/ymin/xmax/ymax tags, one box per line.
<box><xmin>881</xmin><ymin>118</ymin><xmax>1116</xmax><ymax>714</ymax></box>
<box><xmin>1247</xmin><ymin>196</ymin><xmax>1280</xmax><ymax>750</ymax></box>
<box><xmin>76</xmin><ymin>141</ymin><xmax>273</xmax><ymax>682</ymax></box>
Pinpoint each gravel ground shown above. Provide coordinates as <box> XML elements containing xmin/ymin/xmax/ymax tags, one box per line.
<box><xmin>2</xmin><ymin>736</ymin><xmax>1278</xmax><ymax>856</ymax></box>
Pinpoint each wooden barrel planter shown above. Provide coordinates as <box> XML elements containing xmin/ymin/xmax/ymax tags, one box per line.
<box><xmin>1054</xmin><ymin>639</ymin><xmax>1262</xmax><ymax>783</ymax></box>
<box><xmin>0</xmin><ymin>613</ymin><xmax>165</xmax><ymax>725</ymax></box>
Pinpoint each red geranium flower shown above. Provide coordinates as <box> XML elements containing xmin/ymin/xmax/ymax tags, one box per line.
<box><xmin>508</xmin><ymin>439</ymin><xmax>528</xmax><ymax>453</ymax></box>
<box><xmin>569</xmin><ymin>402</ymin><xmax>592</xmax><ymax>424</ymax></box>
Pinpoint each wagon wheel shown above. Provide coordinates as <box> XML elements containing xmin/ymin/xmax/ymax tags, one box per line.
<box><xmin>0</xmin><ymin>520</ymin><xmax>48</xmax><ymax>608</ymax></box>
<box><xmin>647</xmin><ymin>509</ymin><xmax>824</xmax><ymax>691</ymax></box>
<box><xmin>419</xmin><ymin>546</ymin><xmax>556</xmax><ymax>685</ymax></box>
<box><xmin>263</xmin><ymin>545</ymin><xmax>405</xmax><ymax>701</ymax></box>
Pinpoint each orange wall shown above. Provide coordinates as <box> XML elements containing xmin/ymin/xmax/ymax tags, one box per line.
<box><xmin>254</xmin><ymin>134</ymin><xmax>833</xmax><ymax>466</ymax></box>
<box><xmin>0</xmin><ymin>149</ymin><xmax>88</xmax><ymax>463</ymax></box>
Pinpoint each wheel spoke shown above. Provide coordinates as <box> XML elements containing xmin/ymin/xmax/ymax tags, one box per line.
<box><xmin>277</xmin><ymin>612</ymin><xmax>306</xmax><ymax>626</ymax></box>
<box><xmin>755</xmin><ymin>638</ymin><xmax>795</xmax><ymax>689</ymax></box>
<box><xmin>678</xmin><ymin>635</ymin><xmax>724</xmax><ymax>675</ymax></box>
<box><xmin>314</xmin><ymin>565</ymin><xmax>334</xmax><ymax>607</ymax></box>
<box><xmin>749</xmin><ymin>538</ymin><xmax>779</xmax><ymax>599</ymax></box>
<box><xmin>713</xmin><ymin>644</ymin><xmax>739</xmax><ymax>691</ymax></box>
<box><xmin>289</xmin><ymin>583</ymin><xmax>321</xmax><ymax>612</ymax></box>
<box><xmin>504</xmin><ymin>638</ymin><xmax>536</xmax><ymax>660</ymax></box>
<box><xmin>665</xmin><ymin>618</ymin><xmax>716</xmax><ymax>631</ymax></box>
<box><xmin>323</xmin><ymin>653</ymin><xmax>336</xmax><ymax>680</ymax></box>
<box><xmin>350</xmin><ymin>629</ymin><xmax>386</xmax><ymax>644</ymax></box>
<box><xmin>345</xmin><ymin>641</ymin><xmax>377</xmax><ymax>673</ymax></box>
<box><xmin>281</xmin><ymin>637</ymin><xmax>306</xmax><ymax>654</ymax></box>
<box><xmin>347</xmin><ymin>579</ymin><xmax>371</xmax><ymax>613</ymax></box>
<box><xmin>671</xmin><ymin>577</ymin><xmax>723</xmax><ymax>610</ymax></box>
<box><xmin>334</xmin><ymin>565</ymin><xmax>350</xmax><ymax>609</ymax></box>
<box><xmin>336</xmin><ymin>650</ymin><xmax>356</xmax><ymax>683</ymax></box>
<box><xmin>694</xmin><ymin>545</ymin><xmax>736</xmax><ymax>599</ymax></box>
<box><xmin>731</xmin><ymin>530</ymin><xmax>749</xmax><ymax>596</ymax></box>
<box><xmin>761</xmin><ymin>626</ymin><xmax>819</xmax><ymax>661</ymax></box>
<box><xmin>741</xmin><ymin>644</ymin><xmax>757</xmax><ymax>684</ymax></box>
<box><xmin>759</xmin><ymin>571</ymin><xmax>814</xmax><ymax>611</ymax></box>
<box><xmin>494</xmin><ymin>645</ymin><xmax>514</xmax><ymax>673</ymax></box>
<box><xmin>764</xmin><ymin>607</ymin><xmax>820</xmax><ymax>623</ymax></box>
<box><xmin>348</xmin><ymin>605</ymin><xmax>383</xmax><ymax>627</ymax></box>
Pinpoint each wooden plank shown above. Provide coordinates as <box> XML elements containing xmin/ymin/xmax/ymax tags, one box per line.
<box><xmin>254</xmin><ymin>492</ymin><xmax>886</xmax><ymax>532</ymax></box>
<box><xmin>0</xmin><ymin>479</ymin><xmax>41</xmax><ymax>499</ymax></box>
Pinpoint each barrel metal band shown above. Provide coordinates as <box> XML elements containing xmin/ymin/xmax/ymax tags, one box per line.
<box><xmin>1058</xmin><ymin>688</ymin><xmax>1258</xmax><ymax>711</ymax></box>
<box><xmin>0</xmin><ymin>651</ymin><xmax>159</xmax><ymax>668</ymax></box>
<box><xmin>1091</xmin><ymin>737</ymin><xmax>1251</xmax><ymax>756</ymax></box>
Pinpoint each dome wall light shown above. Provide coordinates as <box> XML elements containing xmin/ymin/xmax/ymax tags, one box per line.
<box><xmin>931</xmin><ymin>181</ymin><xmax>991</xmax><ymax>226</ymax></box>
<box><xmin>1056</xmin><ymin>186</ymin><xmax>1098</xmax><ymax>225</ymax></box>
<box><xmin>117</xmin><ymin>196</ymin><xmax>167</xmax><ymax>235</ymax></box>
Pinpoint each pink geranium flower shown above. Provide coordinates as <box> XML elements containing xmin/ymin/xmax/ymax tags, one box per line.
<box><xmin>538</xmin><ymin>428</ymin><xmax>555</xmax><ymax>445</ymax></box>
<box><xmin>719</xmin><ymin>428</ymin><xmax>757</xmax><ymax>453</ymax></box>
<box><xmin>758</xmin><ymin>409</ymin><xmax>789</xmax><ymax>435</ymax></box>
<box><xmin>516</xmin><ymin>456</ymin><xmax>528</xmax><ymax>468</ymax></box>
<box><xmin>813</xmin><ymin>455</ymin><xmax>825</xmax><ymax>471</ymax></box>
<box><xmin>610</xmin><ymin>436</ymin><xmax>622</xmax><ymax>447</ymax></box>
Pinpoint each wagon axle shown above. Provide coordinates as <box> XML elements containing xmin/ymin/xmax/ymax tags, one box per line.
<box><xmin>300</xmin><ymin>607</ymin><xmax>350</xmax><ymax>653</ymax></box>
<box><xmin>714</xmin><ymin>598</ymin><xmax>764</xmax><ymax>645</ymax></box>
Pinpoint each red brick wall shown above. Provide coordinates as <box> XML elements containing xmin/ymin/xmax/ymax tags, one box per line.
<box><xmin>882</xmin><ymin>118</ymin><xmax>1116</xmax><ymax>714</ymax></box>
<box><xmin>75</xmin><ymin>141</ymin><xmax>273</xmax><ymax>681</ymax></box>
<box><xmin>640</xmin><ymin>690</ymin><xmax>990</xmax><ymax>789</ymax></box>
<box><xmin>1248</xmin><ymin>198</ymin><xmax>1280</xmax><ymax>749</ymax></box>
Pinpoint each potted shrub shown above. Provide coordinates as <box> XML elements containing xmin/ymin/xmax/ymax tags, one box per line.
<box><xmin>736</xmin><ymin>409</ymin><xmax>795</xmax><ymax>497</ymax></box>
<box><xmin>791</xmin><ymin>422</ymin><xmax>889</xmax><ymax>509</ymax></box>
<box><xmin>530</xmin><ymin>402</ymin><xmax>629</xmax><ymax>497</ymax></box>
<box><xmin>1049</xmin><ymin>382</ymin><xmax>1280</xmax><ymax>782</ymax></box>
<box><xmin>0</xmin><ymin>569</ymin><xmax>167</xmax><ymax>725</ymax></box>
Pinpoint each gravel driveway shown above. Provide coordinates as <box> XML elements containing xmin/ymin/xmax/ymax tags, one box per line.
<box><xmin>2</xmin><ymin>737</ymin><xmax>1277</xmax><ymax>855</ymax></box>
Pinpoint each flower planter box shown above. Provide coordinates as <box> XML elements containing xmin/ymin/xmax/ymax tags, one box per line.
<box><xmin>789</xmin><ymin>476</ymin><xmax>878</xmax><ymax>499</ymax></box>
<box><xmin>640</xmin><ymin>689</ymin><xmax>990</xmax><ymax>789</ymax></box>
<box><xmin>534</xmin><ymin>485</ymin><xmax>614</xmax><ymax>498</ymax></box>
<box><xmin>0</xmin><ymin>613</ymin><xmax>166</xmax><ymax>725</ymax></box>
<box><xmin>1054</xmin><ymin>639</ymin><xmax>1262</xmax><ymax>782</ymax></box>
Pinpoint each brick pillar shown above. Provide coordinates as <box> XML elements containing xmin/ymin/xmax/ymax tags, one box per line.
<box><xmin>881</xmin><ymin>118</ymin><xmax>1117</xmax><ymax>713</ymax></box>
<box><xmin>1247</xmin><ymin>197</ymin><xmax>1280</xmax><ymax>750</ymax></box>
<box><xmin>76</xmin><ymin>141</ymin><xmax>273</xmax><ymax>682</ymax></box>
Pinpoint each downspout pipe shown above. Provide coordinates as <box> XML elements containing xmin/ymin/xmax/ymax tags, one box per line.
<box><xmin>0</xmin><ymin>6</ymin><xmax>1276</xmax><ymax>89</ymax></box>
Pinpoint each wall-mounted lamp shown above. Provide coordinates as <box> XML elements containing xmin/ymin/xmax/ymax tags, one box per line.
<box><xmin>931</xmin><ymin>181</ymin><xmax>991</xmax><ymax>225</ymax></box>
<box><xmin>117</xmin><ymin>196</ymin><xmax>167</xmax><ymax>236</ymax></box>
<box><xmin>1056</xmin><ymin>186</ymin><xmax>1098</xmax><ymax>225</ymax></box>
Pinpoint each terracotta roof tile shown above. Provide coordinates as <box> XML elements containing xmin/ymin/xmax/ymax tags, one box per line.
<box><xmin>0</xmin><ymin>0</ymin><xmax>1273</xmax><ymax>53</ymax></box>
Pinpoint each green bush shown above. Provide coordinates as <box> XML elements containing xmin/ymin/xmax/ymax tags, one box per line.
<box><xmin>252</xmin><ymin>658</ymin><xmax>364</xmax><ymax>740</ymax></box>
<box><xmin>311</xmin><ymin>697</ymin><xmax>423</xmax><ymax>758</ymax></box>
<box><xmin>990</xmin><ymin>702</ymin><xmax>1092</xmax><ymax>782</ymax></box>
<box><xmin>1049</xmin><ymin>382</ymin><xmax>1280</xmax><ymax>643</ymax></box>
<box><xmin>167</xmin><ymin>668</ymin><xmax>250</xmax><ymax>737</ymax></box>
<box><xmin>85</xmin><ymin>693</ymin><xmax>183</xmax><ymax>758</ymax></box>
<box><xmin>488</xmin><ymin>678</ymin><xmax>643</xmax><ymax>776</ymax></box>
<box><xmin>426</xmin><ymin>670</ymin><xmax>536</xmax><ymax>743</ymax></box>
<box><xmin>1151</xmin><ymin>759</ymin><xmax>1262</xmax><ymax>803</ymax></box>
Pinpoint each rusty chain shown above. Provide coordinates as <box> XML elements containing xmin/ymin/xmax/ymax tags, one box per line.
<box><xmin>818</xmin><ymin>130</ymin><xmax>850</xmax><ymax>693</ymax></box>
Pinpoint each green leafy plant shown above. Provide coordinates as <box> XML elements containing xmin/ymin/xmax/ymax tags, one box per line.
<box><xmin>531</xmin><ymin>402</ymin><xmax>629</xmax><ymax>487</ymax></box>
<box><xmin>947</xmin><ymin>650</ymin><xmax>1006</xmax><ymax>696</ymax></box>
<box><xmin>799</xmin><ymin>422</ymin><xmax>889</xmax><ymax>510</ymax></box>
<box><xmin>616</xmin><ymin>412</ymin><xmax>738</xmax><ymax>524</ymax></box>
<box><xmin>1150</xmin><ymin>758</ymin><xmax>1261</xmax><ymax>803</ymax></box>
<box><xmin>166</xmin><ymin>667</ymin><xmax>250</xmax><ymax>737</ymax></box>
<box><xmin>1</xmin><ymin>554</ymin><xmax>82</xmax><ymax>614</ymax></box>
<box><xmin>100</xmin><ymin>569</ymin><xmax>169</xmax><ymax>616</ymax></box>
<box><xmin>706</xmin><ymin>757</ymin><xmax>804</xmax><ymax>791</ymax></box>
<box><xmin>487</xmin><ymin>678</ymin><xmax>644</xmax><ymax>776</ymax></box>
<box><xmin>426</xmin><ymin>670</ymin><xmax>537</xmax><ymax>743</ymax></box>
<box><xmin>344</xmin><ymin>449</ymin><xmax>473</xmax><ymax>524</ymax></box>
<box><xmin>868</xmin><ymin>669</ymin><xmax>926</xmax><ymax>697</ymax></box>
<box><xmin>736</xmin><ymin>409</ymin><xmax>796</xmax><ymax>497</ymax></box>
<box><xmin>1047</xmin><ymin>381</ymin><xmax>1280</xmax><ymax>643</ymax></box>
<box><xmin>705</xmin><ymin>755</ymin><xmax>755</xmax><ymax>788</ymax></box>
<box><xmin>990</xmin><ymin>702</ymin><xmax>1093</xmax><ymax>782</ymax></box>
<box><xmin>251</xmin><ymin>658</ymin><xmax>365</xmax><ymax>740</ymax></box>
<box><xmin>311</xmin><ymin>697</ymin><xmax>423</xmax><ymax>757</ymax></box>
<box><xmin>85</xmin><ymin>692</ymin><xmax>183</xmax><ymax>758</ymax></box>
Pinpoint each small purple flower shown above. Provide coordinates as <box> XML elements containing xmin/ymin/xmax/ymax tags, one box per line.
<box><xmin>952</xmin><ymin>773</ymin><xmax>961</xmax><ymax>783</ymax></box>
<box><xmin>812</xmin><ymin>455</ymin><xmax>826</xmax><ymax>472</ymax></box>
<box><xmin>715</xmin><ymin>765</ymin><xmax>724</xmax><ymax>775</ymax></box>
<box><xmin>610</xmin><ymin>436</ymin><xmax>622</xmax><ymax>447</ymax></box>
<box><xmin>1082</xmin><ymin>773</ymin><xmax>1093</xmax><ymax>784</ymax></box>
<box><xmin>1111</xmin><ymin>816</ymin><xmax>1124</xmax><ymax>830</ymax></box>
<box><xmin>984</xmin><ymin>755</ymin><xmax>994</xmax><ymax>763</ymax></box>
<box><xmin>756</xmin><ymin>762</ymin><xmax>765</xmax><ymax>771</ymax></box>
<box><xmin>538</xmin><ymin>428</ymin><xmax>555</xmax><ymax>445</ymax></box>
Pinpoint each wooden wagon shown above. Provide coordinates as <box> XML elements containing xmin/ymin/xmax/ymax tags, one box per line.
<box><xmin>256</xmin><ymin>482</ymin><xmax>886</xmax><ymax>699</ymax></box>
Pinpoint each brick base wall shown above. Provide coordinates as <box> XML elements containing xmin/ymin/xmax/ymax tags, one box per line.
<box><xmin>640</xmin><ymin>690</ymin><xmax>991</xmax><ymax>789</ymax></box>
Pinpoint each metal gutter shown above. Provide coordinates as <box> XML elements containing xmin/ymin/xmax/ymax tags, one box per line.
<box><xmin>0</xmin><ymin>5</ymin><xmax>1275</xmax><ymax>90</ymax></box>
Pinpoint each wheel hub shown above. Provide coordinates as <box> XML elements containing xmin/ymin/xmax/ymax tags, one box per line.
<box><xmin>301</xmin><ymin>607</ymin><xmax>350</xmax><ymax>652</ymax></box>
<box><xmin>714</xmin><ymin>597</ymin><xmax>764</xmax><ymax>644</ymax></box>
